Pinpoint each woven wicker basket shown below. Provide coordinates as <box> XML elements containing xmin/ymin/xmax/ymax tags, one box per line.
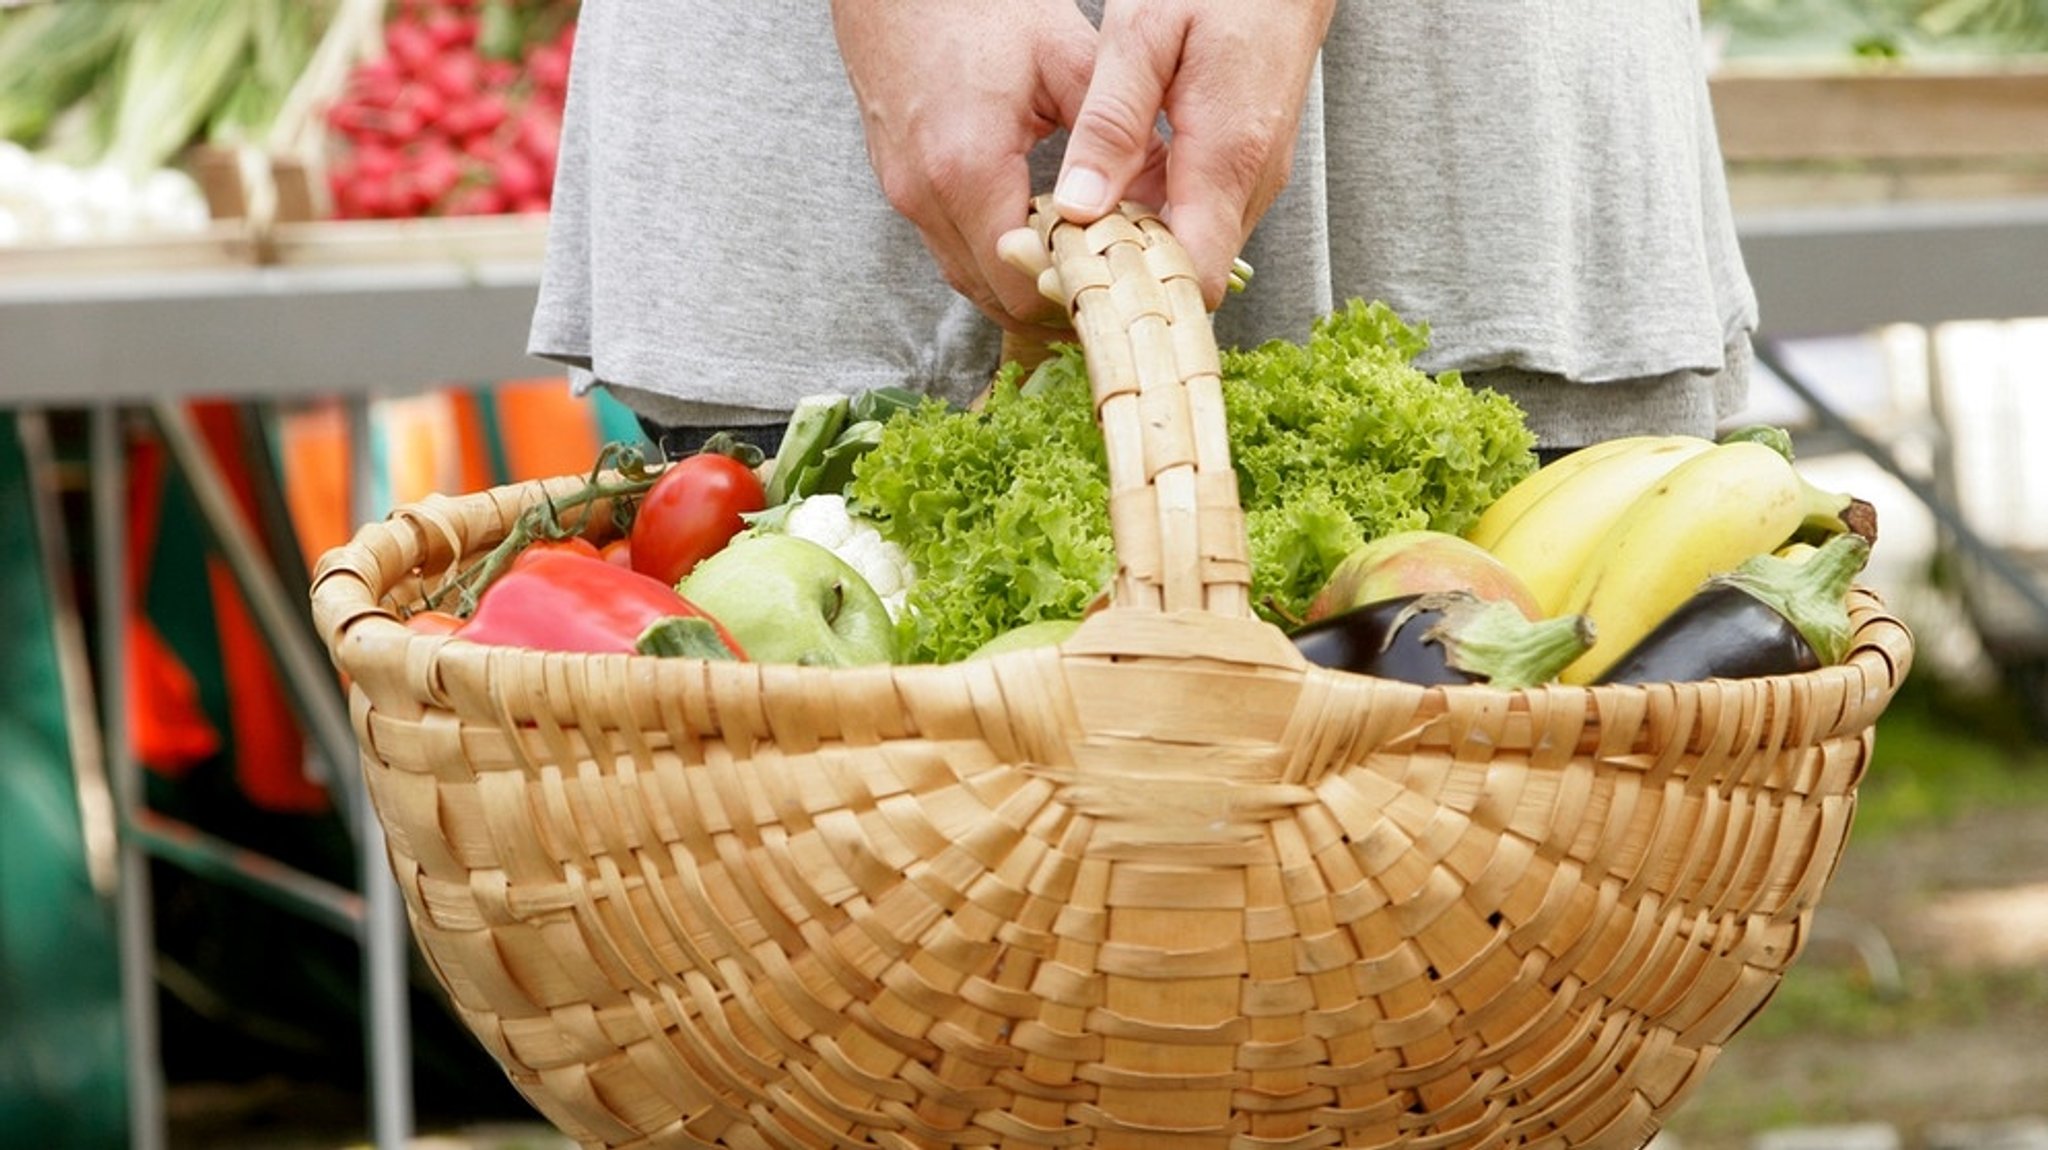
<box><xmin>311</xmin><ymin>200</ymin><xmax>1914</xmax><ymax>1150</ymax></box>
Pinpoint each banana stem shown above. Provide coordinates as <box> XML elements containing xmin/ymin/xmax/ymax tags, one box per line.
<box><xmin>1798</xmin><ymin>478</ymin><xmax>1880</xmax><ymax>545</ymax></box>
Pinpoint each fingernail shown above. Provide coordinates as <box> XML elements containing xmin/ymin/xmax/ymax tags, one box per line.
<box><xmin>1054</xmin><ymin>166</ymin><xmax>1109</xmax><ymax>216</ymax></box>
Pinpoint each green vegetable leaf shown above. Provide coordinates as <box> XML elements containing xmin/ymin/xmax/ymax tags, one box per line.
<box><xmin>849</xmin><ymin>302</ymin><xmax>1538</xmax><ymax>661</ymax></box>
<box><xmin>635</xmin><ymin>616</ymin><xmax>742</xmax><ymax>661</ymax></box>
<box><xmin>764</xmin><ymin>393</ymin><xmax>850</xmax><ymax>505</ymax></box>
<box><xmin>851</xmin><ymin>357</ymin><xmax>1113</xmax><ymax>663</ymax></box>
<box><xmin>849</xmin><ymin>386</ymin><xmax>925</xmax><ymax>424</ymax></box>
<box><xmin>793</xmin><ymin>419</ymin><xmax>885</xmax><ymax>500</ymax></box>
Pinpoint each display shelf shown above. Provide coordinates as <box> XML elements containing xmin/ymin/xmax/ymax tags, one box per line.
<box><xmin>0</xmin><ymin>223</ymin><xmax>266</xmax><ymax>280</ymax></box>
<box><xmin>1</xmin><ymin>217</ymin><xmax>549</xmax><ymax>406</ymax></box>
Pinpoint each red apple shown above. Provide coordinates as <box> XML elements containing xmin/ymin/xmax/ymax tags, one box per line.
<box><xmin>1304</xmin><ymin>529</ymin><xmax>1543</xmax><ymax>624</ymax></box>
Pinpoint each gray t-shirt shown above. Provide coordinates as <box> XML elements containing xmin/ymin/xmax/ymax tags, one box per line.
<box><xmin>529</xmin><ymin>1</ymin><xmax>1756</xmax><ymax>449</ymax></box>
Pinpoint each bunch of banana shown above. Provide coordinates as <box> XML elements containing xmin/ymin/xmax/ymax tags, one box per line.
<box><xmin>1466</xmin><ymin>430</ymin><xmax>1878</xmax><ymax>685</ymax></box>
<box><xmin>1468</xmin><ymin>435</ymin><xmax>1719</xmax><ymax>614</ymax></box>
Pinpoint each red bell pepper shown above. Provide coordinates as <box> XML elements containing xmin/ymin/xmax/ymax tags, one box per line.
<box><xmin>453</xmin><ymin>549</ymin><xmax>744</xmax><ymax>658</ymax></box>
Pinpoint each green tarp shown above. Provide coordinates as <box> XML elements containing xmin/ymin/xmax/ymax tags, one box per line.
<box><xmin>0</xmin><ymin>413</ymin><xmax>127</xmax><ymax>1147</ymax></box>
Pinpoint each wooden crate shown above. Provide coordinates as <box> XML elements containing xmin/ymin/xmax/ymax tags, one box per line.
<box><xmin>1712</xmin><ymin>62</ymin><xmax>2048</xmax><ymax>207</ymax></box>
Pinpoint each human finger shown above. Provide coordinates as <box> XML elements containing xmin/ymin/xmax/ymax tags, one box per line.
<box><xmin>1051</xmin><ymin>8</ymin><xmax>1177</xmax><ymax>223</ymax></box>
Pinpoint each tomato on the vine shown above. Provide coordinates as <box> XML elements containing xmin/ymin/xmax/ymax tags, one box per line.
<box><xmin>404</xmin><ymin>609</ymin><xmax>466</xmax><ymax>636</ymax></box>
<box><xmin>512</xmin><ymin>536</ymin><xmax>602</xmax><ymax>569</ymax></box>
<box><xmin>629</xmin><ymin>452</ymin><xmax>767</xmax><ymax>586</ymax></box>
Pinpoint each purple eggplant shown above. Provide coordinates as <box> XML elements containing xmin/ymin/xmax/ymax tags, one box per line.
<box><xmin>1289</xmin><ymin>590</ymin><xmax>1593</xmax><ymax>688</ymax></box>
<box><xmin>1597</xmin><ymin>532</ymin><xmax>1870</xmax><ymax>684</ymax></box>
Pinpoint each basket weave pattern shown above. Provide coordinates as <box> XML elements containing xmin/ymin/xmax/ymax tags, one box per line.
<box><xmin>312</xmin><ymin>201</ymin><xmax>1914</xmax><ymax>1150</ymax></box>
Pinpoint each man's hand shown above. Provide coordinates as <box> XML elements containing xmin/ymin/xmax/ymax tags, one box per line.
<box><xmin>1054</xmin><ymin>0</ymin><xmax>1335</xmax><ymax>307</ymax></box>
<box><xmin>832</xmin><ymin>0</ymin><xmax>1103</xmax><ymax>340</ymax></box>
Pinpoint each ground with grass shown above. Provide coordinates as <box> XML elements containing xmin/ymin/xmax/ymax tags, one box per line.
<box><xmin>1658</xmin><ymin>672</ymin><xmax>2048</xmax><ymax>1149</ymax></box>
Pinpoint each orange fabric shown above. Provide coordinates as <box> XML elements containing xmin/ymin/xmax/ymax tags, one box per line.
<box><xmin>277</xmin><ymin>400</ymin><xmax>353</xmax><ymax>574</ymax></box>
<box><xmin>127</xmin><ymin>616</ymin><xmax>221</xmax><ymax>770</ymax></box>
<box><xmin>377</xmin><ymin>393</ymin><xmax>462</xmax><ymax>506</ymax></box>
<box><xmin>190</xmin><ymin>401</ymin><xmax>328</xmax><ymax>814</ymax></box>
<box><xmin>206</xmin><ymin>555</ymin><xmax>326</xmax><ymax>813</ymax></box>
<box><xmin>125</xmin><ymin>436</ymin><xmax>222</xmax><ymax>776</ymax></box>
<box><xmin>274</xmin><ymin>380</ymin><xmax>589</xmax><ymax>574</ymax></box>
<box><xmin>493</xmin><ymin>377</ymin><xmax>598</xmax><ymax>482</ymax></box>
<box><xmin>444</xmin><ymin>388</ymin><xmax>499</xmax><ymax>493</ymax></box>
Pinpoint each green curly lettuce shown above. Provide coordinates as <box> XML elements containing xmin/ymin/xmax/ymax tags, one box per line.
<box><xmin>1223</xmin><ymin>299</ymin><xmax>1538</xmax><ymax>620</ymax></box>
<box><xmin>848</xmin><ymin>352</ymin><xmax>1115</xmax><ymax>664</ymax></box>
<box><xmin>848</xmin><ymin>300</ymin><xmax>1537</xmax><ymax>662</ymax></box>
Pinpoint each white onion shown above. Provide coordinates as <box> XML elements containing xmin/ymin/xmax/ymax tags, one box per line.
<box><xmin>0</xmin><ymin>153</ymin><xmax>215</xmax><ymax>247</ymax></box>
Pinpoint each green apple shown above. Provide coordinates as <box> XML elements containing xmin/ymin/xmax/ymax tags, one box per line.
<box><xmin>1304</xmin><ymin>529</ymin><xmax>1542</xmax><ymax>624</ymax></box>
<box><xmin>966</xmin><ymin>618</ymin><xmax>1082</xmax><ymax>660</ymax></box>
<box><xmin>679</xmin><ymin>534</ymin><xmax>898</xmax><ymax>666</ymax></box>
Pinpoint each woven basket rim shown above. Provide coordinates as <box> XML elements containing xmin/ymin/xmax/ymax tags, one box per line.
<box><xmin>308</xmin><ymin>464</ymin><xmax>1914</xmax><ymax>731</ymax></box>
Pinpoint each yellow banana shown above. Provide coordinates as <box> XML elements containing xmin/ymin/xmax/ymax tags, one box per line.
<box><xmin>1482</xmin><ymin>435</ymin><xmax>1718</xmax><ymax>614</ymax></box>
<box><xmin>1555</xmin><ymin>439</ymin><xmax>1865</xmax><ymax>685</ymax></box>
<box><xmin>1466</xmin><ymin>436</ymin><xmax>1682</xmax><ymax>550</ymax></box>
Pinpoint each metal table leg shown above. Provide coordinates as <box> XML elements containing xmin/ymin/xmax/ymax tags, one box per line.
<box><xmin>362</xmin><ymin>817</ymin><xmax>414</xmax><ymax>1147</ymax></box>
<box><xmin>350</xmin><ymin>393</ymin><xmax>416</xmax><ymax>1148</ymax></box>
<box><xmin>94</xmin><ymin>403</ymin><xmax>167</xmax><ymax>1150</ymax></box>
<box><xmin>98</xmin><ymin>396</ymin><xmax>419</xmax><ymax>1149</ymax></box>
<box><xmin>157</xmin><ymin>393</ymin><xmax>418</xmax><ymax>1147</ymax></box>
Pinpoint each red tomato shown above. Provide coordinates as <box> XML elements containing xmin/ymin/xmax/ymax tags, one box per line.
<box><xmin>512</xmin><ymin>536</ymin><xmax>602</xmax><ymax>570</ymax></box>
<box><xmin>600</xmin><ymin>538</ymin><xmax>634</xmax><ymax>568</ymax></box>
<box><xmin>629</xmin><ymin>453</ymin><xmax>766</xmax><ymax>586</ymax></box>
<box><xmin>404</xmin><ymin>609</ymin><xmax>466</xmax><ymax>635</ymax></box>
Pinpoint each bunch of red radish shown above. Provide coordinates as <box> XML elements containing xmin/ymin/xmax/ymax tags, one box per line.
<box><xmin>324</xmin><ymin>0</ymin><xmax>576</xmax><ymax>219</ymax></box>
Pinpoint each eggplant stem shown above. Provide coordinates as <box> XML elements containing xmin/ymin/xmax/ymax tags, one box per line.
<box><xmin>1421</xmin><ymin>594</ymin><xmax>1594</xmax><ymax>689</ymax></box>
<box><xmin>1716</xmin><ymin>531</ymin><xmax>1870</xmax><ymax>666</ymax></box>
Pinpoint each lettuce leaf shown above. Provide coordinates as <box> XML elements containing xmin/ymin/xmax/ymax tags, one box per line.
<box><xmin>1223</xmin><ymin>299</ymin><xmax>1538</xmax><ymax>620</ymax></box>
<box><xmin>848</xmin><ymin>299</ymin><xmax>1537</xmax><ymax>662</ymax></box>
<box><xmin>848</xmin><ymin>351</ymin><xmax>1114</xmax><ymax>663</ymax></box>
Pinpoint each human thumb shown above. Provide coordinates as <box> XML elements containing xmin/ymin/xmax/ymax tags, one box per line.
<box><xmin>1053</xmin><ymin>26</ymin><xmax>1173</xmax><ymax>223</ymax></box>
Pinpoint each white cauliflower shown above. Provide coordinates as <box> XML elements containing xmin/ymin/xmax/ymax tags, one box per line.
<box><xmin>781</xmin><ymin>494</ymin><xmax>917</xmax><ymax>620</ymax></box>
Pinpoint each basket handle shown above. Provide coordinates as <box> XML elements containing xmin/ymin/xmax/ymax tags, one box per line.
<box><xmin>1021</xmin><ymin>196</ymin><xmax>1255</xmax><ymax>621</ymax></box>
